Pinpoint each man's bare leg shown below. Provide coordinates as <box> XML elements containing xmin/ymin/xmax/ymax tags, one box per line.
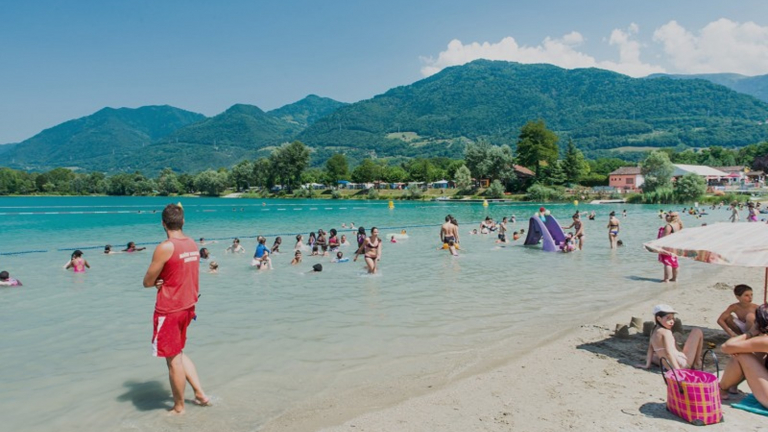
<box><xmin>181</xmin><ymin>353</ymin><xmax>210</xmax><ymax>405</ymax></box>
<box><xmin>166</xmin><ymin>354</ymin><xmax>187</xmax><ymax>414</ymax></box>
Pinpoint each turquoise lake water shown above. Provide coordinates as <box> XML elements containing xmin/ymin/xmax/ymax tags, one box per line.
<box><xmin>0</xmin><ymin>197</ymin><xmax>733</xmax><ymax>431</ymax></box>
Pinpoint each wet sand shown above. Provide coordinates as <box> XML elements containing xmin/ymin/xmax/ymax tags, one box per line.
<box><xmin>262</xmin><ymin>265</ymin><xmax>765</xmax><ymax>431</ymax></box>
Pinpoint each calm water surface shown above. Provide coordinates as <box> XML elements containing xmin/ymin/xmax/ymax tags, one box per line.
<box><xmin>0</xmin><ymin>197</ymin><xmax>731</xmax><ymax>431</ymax></box>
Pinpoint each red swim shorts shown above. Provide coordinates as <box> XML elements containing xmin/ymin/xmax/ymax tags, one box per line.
<box><xmin>152</xmin><ymin>307</ymin><xmax>196</xmax><ymax>358</ymax></box>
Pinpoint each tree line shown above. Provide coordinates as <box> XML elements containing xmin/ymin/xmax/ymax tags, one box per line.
<box><xmin>2</xmin><ymin>121</ymin><xmax>768</xmax><ymax>199</ymax></box>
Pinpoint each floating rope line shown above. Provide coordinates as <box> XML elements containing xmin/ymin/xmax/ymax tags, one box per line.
<box><xmin>5</xmin><ymin>221</ymin><xmax>495</xmax><ymax>256</ymax></box>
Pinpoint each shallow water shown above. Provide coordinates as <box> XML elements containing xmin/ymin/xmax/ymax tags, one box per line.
<box><xmin>0</xmin><ymin>197</ymin><xmax>730</xmax><ymax>431</ymax></box>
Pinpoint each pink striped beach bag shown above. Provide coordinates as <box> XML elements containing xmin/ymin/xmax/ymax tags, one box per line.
<box><xmin>660</xmin><ymin>350</ymin><xmax>722</xmax><ymax>425</ymax></box>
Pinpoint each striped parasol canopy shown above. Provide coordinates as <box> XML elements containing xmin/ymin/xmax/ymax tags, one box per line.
<box><xmin>644</xmin><ymin>222</ymin><xmax>768</xmax><ymax>302</ymax></box>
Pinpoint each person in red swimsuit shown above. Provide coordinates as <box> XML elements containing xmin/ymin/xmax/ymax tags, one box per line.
<box><xmin>143</xmin><ymin>203</ymin><xmax>211</xmax><ymax>414</ymax></box>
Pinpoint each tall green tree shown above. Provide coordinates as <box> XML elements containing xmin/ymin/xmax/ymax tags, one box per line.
<box><xmin>194</xmin><ymin>169</ymin><xmax>227</xmax><ymax>196</ymax></box>
<box><xmin>157</xmin><ymin>168</ymin><xmax>182</xmax><ymax>196</ymax></box>
<box><xmin>351</xmin><ymin>159</ymin><xmax>381</xmax><ymax>183</ymax></box>
<box><xmin>674</xmin><ymin>173</ymin><xmax>707</xmax><ymax>202</ymax></box>
<box><xmin>230</xmin><ymin>160</ymin><xmax>254</xmax><ymax>191</ymax></box>
<box><xmin>562</xmin><ymin>139</ymin><xmax>590</xmax><ymax>184</ymax></box>
<box><xmin>464</xmin><ymin>141</ymin><xmax>515</xmax><ymax>183</ymax></box>
<box><xmin>325</xmin><ymin>153</ymin><xmax>349</xmax><ymax>185</ymax></box>
<box><xmin>252</xmin><ymin>157</ymin><xmax>273</xmax><ymax>189</ymax></box>
<box><xmin>641</xmin><ymin>150</ymin><xmax>674</xmax><ymax>193</ymax></box>
<box><xmin>269</xmin><ymin>141</ymin><xmax>310</xmax><ymax>191</ymax></box>
<box><xmin>454</xmin><ymin>165</ymin><xmax>473</xmax><ymax>190</ymax></box>
<box><xmin>516</xmin><ymin>120</ymin><xmax>559</xmax><ymax>177</ymax></box>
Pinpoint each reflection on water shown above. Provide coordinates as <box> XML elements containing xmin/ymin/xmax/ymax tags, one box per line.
<box><xmin>0</xmin><ymin>197</ymin><xmax>732</xmax><ymax>431</ymax></box>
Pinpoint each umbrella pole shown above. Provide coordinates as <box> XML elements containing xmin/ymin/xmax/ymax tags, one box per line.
<box><xmin>765</xmin><ymin>268</ymin><xmax>767</xmax><ymax>304</ymax></box>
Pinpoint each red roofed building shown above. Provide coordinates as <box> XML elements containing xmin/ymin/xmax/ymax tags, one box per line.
<box><xmin>608</xmin><ymin>167</ymin><xmax>644</xmax><ymax>192</ymax></box>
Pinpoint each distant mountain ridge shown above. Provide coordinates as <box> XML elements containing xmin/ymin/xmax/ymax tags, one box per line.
<box><xmin>5</xmin><ymin>62</ymin><xmax>768</xmax><ymax>174</ymax></box>
<box><xmin>298</xmin><ymin>60</ymin><xmax>768</xmax><ymax>161</ymax></box>
<box><xmin>3</xmin><ymin>105</ymin><xmax>206</xmax><ymax>171</ymax></box>
<box><xmin>648</xmin><ymin>72</ymin><xmax>768</xmax><ymax>103</ymax></box>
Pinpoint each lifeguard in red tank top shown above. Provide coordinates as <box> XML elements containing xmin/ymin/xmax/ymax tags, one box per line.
<box><xmin>155</xmin><ymin>237</ymin><xmax>200</xmax><ymax>314</ymax></box>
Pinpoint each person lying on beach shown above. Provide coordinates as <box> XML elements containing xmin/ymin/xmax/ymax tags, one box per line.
<box><xmin>636</xmin><ymin>304</ymin><xmax>703</xmax><ymax>370</ymax></box>
<box><xmin>64</xmin><ymin>250</ymin><xmax>90</xmax><ymax>272</ymax></box>
<box><xmin>123</xmin><ymin>242</ymin><xmax>146</xmax><ymax>252</ymax></box>
<box><xmin>0</xmin><ymin>270</ymin><xmax>22</xmax><ymax>286</ymax></box>
<box><xmin>226</xmin><ymin>238</ymin><xmax>245</xmax><ymax>253</ymax></box>
<box><xmin>719</xmin><ymin>304</ymin><xmax>768</xmax><ymax>403</ymax></box>
<box><xmin>717</xmin><ymin>284</ymin><xmax>757</xmax><ymax>338</ymax></box>
<box><xmin>291</xmin><ymin>250</ymin><xmax>302</xmax><ymax>265</ymax></box>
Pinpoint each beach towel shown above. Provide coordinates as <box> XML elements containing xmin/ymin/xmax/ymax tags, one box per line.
<box><xmin>661</xmin><ymin>355</ymin><xmax>722</xmax><ymax>425</ymax></box>
<box><xmin>732</xmin><ymin>394</ymin><xmax>768</xmax><ymax>416</ymax></box>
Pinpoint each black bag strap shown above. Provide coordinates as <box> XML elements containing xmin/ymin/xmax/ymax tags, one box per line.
<box><xmin>660</xmin><ymin>357</ymin><xmax>684</xmax><ymax>395</ymax></box>
<box><xmin>700</xmin><ymin>349</ymin><xmax>720</xmax><ymax>379</ymax></box>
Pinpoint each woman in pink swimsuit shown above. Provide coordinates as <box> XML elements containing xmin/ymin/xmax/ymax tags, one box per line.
<box><xmin>658</xmin><ymin>212</ymin><xmax>682</xmax><ymax>282</ymax></box>
<box><xmin>65</xmin><ymin>250</ymin><xmax>90</xmax><ymax>273</ymax></box>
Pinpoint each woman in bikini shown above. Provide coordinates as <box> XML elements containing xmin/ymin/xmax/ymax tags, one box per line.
<box><xmin>362</xmin><ymin>227</ymin><xmax>382</xmax><ymax>274</ymax></box>
<box><xmin>658</xmin><ymin>212</ymin><xmax>683</xmax><ymax>282</ymax></box>
<box><xmin>561</xmin><ymin>213</ymin><xmax>584</xmax><ymax>250</ymax></box>
<box><xmin>607</xmin><ymin>211</ymin><xmax>620</xmax><ymax>249</ymax></box>
<box><xmin>719</xmin><ymin>304</ymin><xmax>768</xmax><ymax>403</ymax></box>
<box><xmin>636</xmin><ymin>304</ymin><xmax>703</xmax><ymax>371</ymax></box>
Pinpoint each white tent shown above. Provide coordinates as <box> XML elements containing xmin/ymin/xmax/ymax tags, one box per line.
<box><xmin>672</xmin><ymin>164</ymin><xmax>729</xmax><ymax>179</ymax></box>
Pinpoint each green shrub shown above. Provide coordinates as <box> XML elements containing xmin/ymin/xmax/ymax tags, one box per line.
<box><xmin>486</xmin><ymin>180</ymin><xmax>506</xmax><ymax>199</ymax></box>
<box><xmin>526</xmin><ymin>184</ymin><xmax>564</xmax><ymax>201</ymax></box>
<box><xmin>331</xmin><ymin>190</ymin><xmax>342</xmax><ymax>199</ymax></box>
<box><xmin>641</xmin><ymin>186</ymin><xmax>674</xmax><ymax>204</ymax></box>
<box><xmin>366</xmin><ymin>188</ymin><xmax>380</xmax><ymax>200</ymax></box>
<box><xmin>405</xmin><ymin>188</ymin><xmax>424</xmax><ymax>200</ymax></box>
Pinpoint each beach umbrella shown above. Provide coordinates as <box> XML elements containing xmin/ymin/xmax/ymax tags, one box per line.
<box><xmin>643</xmin><ymin>222</ymin><xmax>768</xmax><ymax>303</ymax></box>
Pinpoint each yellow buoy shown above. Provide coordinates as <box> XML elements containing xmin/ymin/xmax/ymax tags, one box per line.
<box><xmin>388</xmin><ymin>200</ymin><xmax>394</xmax><ymax>209</ymax></box>
<box><xmin>574</xmin><ymin>200</ymin><xmax>579</xmax><ymax>206</ymax></box>
<box><xmin>482</xmin><ymin>199</ymin><xmax>488</xmax><ymax>207</ymax></box>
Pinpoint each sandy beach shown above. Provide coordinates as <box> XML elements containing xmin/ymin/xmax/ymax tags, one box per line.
<box><xmin>261</xmin><ymin>265</ymin><xmax>765</xmax><ymax>432</ymax></box>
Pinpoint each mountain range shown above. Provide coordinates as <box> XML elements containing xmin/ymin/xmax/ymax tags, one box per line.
<box><xmin>3</xmin><ymin>61</ymin><xmax>768</xmax><ymax>174</ymax></box>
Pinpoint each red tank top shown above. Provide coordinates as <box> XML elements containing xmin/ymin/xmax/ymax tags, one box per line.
<box><xmin>155</xmin><ymin>237</ymin><xmax>200</xmax><ymax>314</ymax></box>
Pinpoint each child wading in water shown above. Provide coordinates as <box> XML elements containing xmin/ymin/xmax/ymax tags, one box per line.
<box><xmin>717</xmin><ymin>284</ymin><xmax>758</xmax><ymax>337</ymax></box>
<box><xmin>636</xmin><ymin>304</ymin><xmax>703</xmax><ymax>370</ymax></box>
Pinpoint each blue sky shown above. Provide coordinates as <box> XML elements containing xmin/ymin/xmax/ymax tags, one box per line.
<box><xmin>1</xmin><ymin>0</ymin><xmax>766</xmax><ymax>144</ymax></box>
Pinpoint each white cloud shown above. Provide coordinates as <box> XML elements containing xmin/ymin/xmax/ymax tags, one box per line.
<box><xmin>420</xmin><ymin>24</ymin><xmax>664</xmax><ymax>78</ymax></box>
<box><xmin>653</xmin><ymin>19</ymin><xmax>768</xmax><ymax>75</ymax></box>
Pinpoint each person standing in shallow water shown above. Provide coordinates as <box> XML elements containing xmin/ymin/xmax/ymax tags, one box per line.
<box><xmin>607</xmin><ymin>211</ymin><xmax>620</xmax><ymax>249</ymax></box>
<box><xmin>658</xmin><ymin>212</ymin><xmax>683</xmax><ymax>283</ymax></box>
<box><xmin>142</xmin><ymin>203</ymin><xmax>211</xmax><ymax>414</ymax></box>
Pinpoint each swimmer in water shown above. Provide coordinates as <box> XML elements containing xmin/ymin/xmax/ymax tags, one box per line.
<box><xmin>310</xmin><ymin>263</ymin><xmax>323</xmax><ymax>273</ymax></box>
<box><xmin>271</xmin><ymin>237</ymin><xmax>282</xmax><ymax>254</ymax></box>
<box><xmin>390</xmin><ymin>235</ymin><xmax>397</xmax><ymax>243</ymax></box>
<box><xmin>291</xmin><ymin>250</ymin><xmax>302</xmax><ymax>265</ymax></box>
<box><xmin>0</xmin><ymin>270</ymin><xmax>22</xmax><ymax>286</ymax></box>
<box><xmin>123</xmin><ymin>242</ymin><xmax>146</xmax><ymax>252</ymax></box>
<box><xmin>65</xmin><ymin>250</ymin><xmax>90</xmax><ymax>272</ymax></box>
<box><xmin>294</xmin><ymin>234</ymin><xmax>304</xmax><ymax>251</ymax></box>
<box><xmin>104</xmin><ymin>244</ymin><xmax>122</xmax><ymax>254</ymax></box>
<box><xmin>226</xmin><ymin>238</ymin><xmax>245</xmax><ymax>253</ymax></box>
<box><xmin>208</xmin><ymin>261</ymin><xmax>219</xmax><ymax>274</ymax></box>
<box><xmin>440</xmin><ymin>215</ymin><xmax>459</xmax><ymax>256</ymax></box>
<box><xmin>340</xmin><ymin>234</ymin><xmax>350</xmax><ymax>246</ymax></box>
<box><xmin>333</xmin><ymin>251</ymin><xmax>349</xmax><ymax>263</ymax></box>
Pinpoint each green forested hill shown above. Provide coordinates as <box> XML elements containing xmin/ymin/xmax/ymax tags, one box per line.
<box><xmin>4</xmin><ymin>105</ymin><xmax>205</xmax><ymax>171</ymax></box>
<box><xmin>5</xmin><ymin>61</ymin><xmax>768</xmax><ymax>174</ymax></box>
<box><xmin>164</xmin><ymin>103</ymin><xmax>300</xmax><ymax>149</ymax></box>
<box><xmin>299</xmin><ymin>60</ymin><xmax>768</xmax><ymax>161</ymax></box>
<box><xmin>267</xmin><ymin>94</ymin><xmax>348</xmax><ymax>128</ymax></box>
<box><xmin>649</xmin><ymin>73</ymin><xmax>768</xmax><ymax>103</ymax></box>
